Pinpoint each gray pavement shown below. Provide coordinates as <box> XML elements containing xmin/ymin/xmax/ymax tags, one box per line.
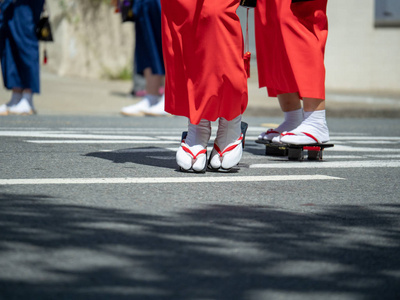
<box><xmin>1</xmin><ymin>71</ymin><xmax>400</xmax><ymax>300</ymax></box>
<box><xmin>1</xmin><ymin>69</ymin><xmax>399</xmax><ymax>118</ymax></box>
<box><xmin>0</xmin><ymin>115</ymin><xmax>400</xmax><ymax>299</ymax></box>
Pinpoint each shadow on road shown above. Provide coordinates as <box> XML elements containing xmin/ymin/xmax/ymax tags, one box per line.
<box><xmin>84</xmin><ymin>145</ymin><xmax>266</xmax><ymax>172</ymax></box>
<box><xmin>1</xmin><ymin>192</ymin><xmax>400</xmax><ymax>299</ymax></box>
<box><xmin>84</xmin><ymin>147</ymin><xmax>178</xmax><ymax>170</ymax></box>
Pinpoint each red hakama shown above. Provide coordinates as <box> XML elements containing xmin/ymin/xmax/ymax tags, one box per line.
<box><xmin>161</xmin><ymin>0</ymin><xmax>248</xmax><ymax>125</ymax></box>
<box><xmin>255</xmin><ymin>0</ymin><xmax>328</xmax><ymax>100</ymax></box>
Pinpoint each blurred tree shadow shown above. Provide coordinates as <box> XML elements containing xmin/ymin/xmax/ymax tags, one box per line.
<box><xmin>0</xmin><ymin>192</ymin><xmax>399</xmax><ymax>300</ymax></box>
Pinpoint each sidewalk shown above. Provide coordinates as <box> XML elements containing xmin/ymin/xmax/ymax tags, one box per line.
<box><xmin>1</xmin><ymin>70</ymin><xmax>400</xmax><ymax>118</ymax></box>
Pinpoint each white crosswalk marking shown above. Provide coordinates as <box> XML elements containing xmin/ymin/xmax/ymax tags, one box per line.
<box><xmin>1</xmin><ymin>128</ymin><xmax>399</xmax><ymax>172</ymax></box>
<box><xmin>26</xmin><ymin>140</ymin><xmax>175</xmax><ymax>144</ymax></box>
<box><xmin>0</xmin><ymin>131</ymin><xmax>154</xmax><ymax>140</ymax></box>
<box><xmin>251</xmin><ymin>160</ymin><xmax>400</xmax><ymax>169</ymax></box>
<box><xmin>0</xmin><ymin>175</ymin><xmax>343</xmax><ymax>185</ymax></box>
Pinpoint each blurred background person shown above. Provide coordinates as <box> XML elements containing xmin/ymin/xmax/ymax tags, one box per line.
<box><xmin>115</xmin><ymin>0</ymin><xmax>166</xmax><ymax>116</ymax></box>
<box><xmin>0</xmin><ymin>0</ymin><xmax>45</xmax><ymax>116</ymax></box>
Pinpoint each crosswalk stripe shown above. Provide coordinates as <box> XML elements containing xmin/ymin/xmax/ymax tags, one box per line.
<box><xmin>25</xmin><ymin>140</ymin><xmax>175</xmax><ymax>144</ymax></box>
<box><xmin>0</xmin><ymin>131</ymin><xmax>154</xmax><ymax>140</ymax></box>
<box><xmin>250</xmin><ymin>160</ymin><xmax>400</xmax><ymax>169</ymax></box>
<box><xmin>0</xmin><ymin>175</ymin><xmax>343</xmax><ymax>185</ymax></box>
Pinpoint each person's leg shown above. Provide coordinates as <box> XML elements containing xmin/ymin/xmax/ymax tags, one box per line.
<box><xmin>278</xmin><ymin>93</ymin><xmax>302</xmax><ymax>112</ymax></box>
<box><xmin>258</xmin><ymin>93</ymin><xmax>303</xmax><ymax>141</ymax></box>
<box><xmin>121</xmin><ymin>68</ymin><xmax>162</xmax><ymax>116</ymax></box>
<box><xmin>122</xmin><ymin>0</ymin><xmax>164</xmax><ymax>115</ymax></box>
<box><xmin>303</xmin><ymin>97</ymin><xmax>325</xmax><ymax>112</ymax></box>
<box><xmin>142</xmin><ymin>67</ymin><xmax>168</xmax><ymax>115</ymax></box>
<box><xmin>144</xmin><ymin>67</ymin><xmax>163</xmax><ymax>97</ymax></box>
<box><xmin>10</xmin><ymin>88</ymin><xmax>23</xmax><ymax>105</ymax></box>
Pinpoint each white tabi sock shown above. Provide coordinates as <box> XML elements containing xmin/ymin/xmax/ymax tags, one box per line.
<box><xmin>259</xmin><ymin>108</ymin><xmax>303</xmax><ymax>140</ymax></box>
<box><xmin>214</xmin><ymin>115</ymin><xmax>242</xmax><ymax>151</ymax></box>
<box><xmin>278</xmin><ymin>108</ymin><xmax>304</xmax><ymax>132</ymax></box>
<box><xmin>281</xmin><ymin>110</ymin><xmax>329</xmax><ymax>144</ymax></box>
<box><xmin>185</xmin><ymin>119</ymin><xmax>212</xmax><ymax>154</ymax></box>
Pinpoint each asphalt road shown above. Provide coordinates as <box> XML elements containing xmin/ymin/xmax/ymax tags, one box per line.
<box><xmin>0</xmin><ymin>115</ymin><xmax>399</xmax><ymax>300</ymax></box>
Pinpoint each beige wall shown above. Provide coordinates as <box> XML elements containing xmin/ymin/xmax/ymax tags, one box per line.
<box><xmin>325</xmin><ymin>0</ymin><xmax>400</xmax><ymax>94</ymax></box>
<box><xmin>43</xmin><ymin>0</ymin><xmax>134</xmax><ymax>79</ymax></box>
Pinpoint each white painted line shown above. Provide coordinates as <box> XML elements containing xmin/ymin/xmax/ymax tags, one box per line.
<box><xmin>331</xmin><ymin>133</ymin><xmax>369</xmax><ymax>136</ymax></box>
<box><xmin>25</xmin><ymin>140</ymin><xmax>175</xmax><ymax>144</ymax></box>
<box><xmin>365</xmin><ymin>154</ymin><xmax>400</xmax><ymax>158</ymax></box>
<box><xmin>0</xmin><ymin>131</ymin><xmax>155</xmax><ymax>140</ymax></box>
<box><xmin>61</xmin><ymin>128</ymin><xmax>185</xmax><ymax>132</ymax></box>
<box><xmin>331</xmin><ymin>145</ymin><xmax>400</xmax><ymax>153</ymax></box>
<box><xmin>301</xmin><ymin>155</ymin><xmax>365</xmax><ymax>159</ymax></box>
<box><xmin>100</xmin><ymin>147</ymin><xmax>180</xmax><ymax>153</ymax></box>
<box><xmin>0</xmin><ymin>175</ymin><xmax>343</xmax><ymax>185</ymax></box>
<box><xmin>250</xmin><ymin>160</ymin><xmax>400</xmax><ymax>169</ymax></box>
<box><xmin>100</xmin><ymin>148</ymin><xmax>171</xmax><ymax>153</ymax></box>
<box><xmin>347</xmin><ymin>141</ymin><xmax>400</xmax><ymax>145</ymax></box>
<box><xmin>155</xmin><ymin>136</ymin><xmax>183</xmax><ymax>141</ymax></box>
<box><xmin>148</xmin><ymin>156</ymin><xmax>175</xmax><ymax>160</ymax></box>
<box><xmin>331</xmin><ymin>137</ymin><xmax>400</xmax><ymax>141</ymax></box>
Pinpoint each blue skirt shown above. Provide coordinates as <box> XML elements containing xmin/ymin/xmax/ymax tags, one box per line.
<box><xmin>0</xmin><ymin>0</ymin><xmax>44</xmax><ymax>93</ymax></box>
<box><xmin>133</xmin><ymin>0</ymin><xmax>165</xmax><ymax>75</ymax></box>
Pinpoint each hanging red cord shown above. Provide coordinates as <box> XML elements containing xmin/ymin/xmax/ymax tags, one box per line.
<box><xmin>43</xmin><ymin>48</ymin><xmax>47</xmax><ymax>64</ymax></box>
<box><xmin>244</xmin><ymin>8</ymin><xmax>251</xmax><ymax>78</ymax></box>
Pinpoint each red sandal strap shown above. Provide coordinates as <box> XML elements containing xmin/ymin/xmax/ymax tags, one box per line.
<box><xmin>302</xmin><ymin>132</ymin><xmax>319</xmax><ymax>143</ymax></box>
<box><xmin>266</xmin><ymin>129</ymin><xmax>279</xmax><ymax>134</ymax></box>
<box><xmin>280</xmin><ymin>132</ymin><xmax>295</xmax><ymax>136</ymax></box>
<box><xmin>181</xmin><ymin>144</ymin><xmax>207</xmax><ymax>160</ymax></box>
<box><xmin>213</xmin><ymin>134</ymin><xmax>243</xmax><ymax>157</ymax></box>
<box><xmin>280</xmin><ymin>131</ymin><xmax>319</xmax><ymax>143</ymax></box>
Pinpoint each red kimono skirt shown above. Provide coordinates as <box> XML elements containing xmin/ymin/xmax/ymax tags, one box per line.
<box><xmin>161</xmin><ymin>0</ymin><xmax>248</xmax><ymax>125</ymax></box>
<box><xmin>255</xmin><ymin>0</ymin><xmax>328</xmax><ymax>100</ymax></box>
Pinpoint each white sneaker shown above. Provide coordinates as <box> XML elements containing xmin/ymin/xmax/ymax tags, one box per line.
<box><xmin>120</xmin><ymin>97</ymin><xmax>154</xmax><ymax>116</ymax></box>
<box><xmin>8</xmin><ymin>99</ymin><xmax>35</xmax><ymax>115</ymax></box>
<box><xmin>145</xmin><ymin>95</ymin><xmax>169</xmax><ymax>116</ymax></box>
<box><xmin>0</xmin><ymin>104</ymin><xmax>10</xmax><ymax>116</ymax></box>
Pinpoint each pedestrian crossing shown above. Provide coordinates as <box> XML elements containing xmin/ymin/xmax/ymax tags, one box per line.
<box><xmin>1</xmin><ymin>127</ymin><xmax>400</xmax><ymax>171</ymax></box>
